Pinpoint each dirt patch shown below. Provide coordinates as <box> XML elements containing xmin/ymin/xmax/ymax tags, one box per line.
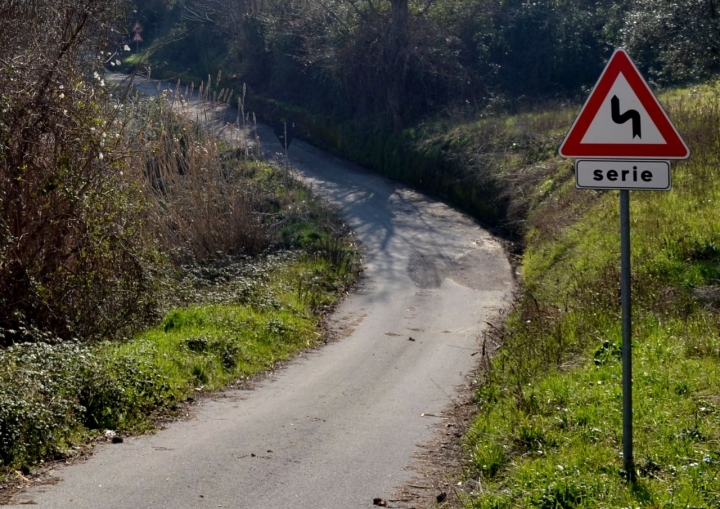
<box><xmin>324</xmin><ymin>310</ymin><xmax>369</xmax><ymax>342</ymax></box>
<box><xmin>387</xmin><ymin>375</ymin><xmax>479</xmax><ymax>509</ymax></box>
<box><xmin>0</xmin><ymin>464</ymin><xmax>63</xmax><ymax>505</ymax></box>
<box><xmin>388</xmin><ymin>317</ymin><xmax>504</xmax><ymax>509</ymax></box>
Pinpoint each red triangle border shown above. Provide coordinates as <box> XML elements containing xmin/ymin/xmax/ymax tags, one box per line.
<box><xmin>559</xmin><ymin>49</ymin><xmax>689</xmax><ymax>159</ymax></box>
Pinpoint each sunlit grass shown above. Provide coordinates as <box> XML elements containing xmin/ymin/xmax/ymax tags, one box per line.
<box><xmin>106</xmin><ymin>257</ymin><xmax>330</xmax><ymax>400</ymax></box>
<box><xmin>467</xmin><ymin>314</ymin><xmax>720</xmax><ymax>508</ymax></box>
<box><xmin>0</xmin><ymin>250</ymin><xmax>357</xmax><ymax>474</ymax></box>
<box><xmin>466</xmin><ymin>84</ymin><xmax>720</xmax><ymax>507</ymax></box>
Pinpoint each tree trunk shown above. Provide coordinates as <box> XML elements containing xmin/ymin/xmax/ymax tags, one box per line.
<box><xmin>390</xmin><ymin>0</ymin><xmax>409</xmax><ymax>34</ymax></box>
<box><xmin>387</xmin><ymin>0</ymin><xmax>409</xmax><ymax>131</ymax></box>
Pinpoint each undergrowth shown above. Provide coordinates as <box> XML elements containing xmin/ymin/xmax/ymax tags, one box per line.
<box><xmin>0</xmin><ymin>85</ymin><xmax>360</xmax><ymax>480</ymax></box>
<box><xmin>0</xmin><ymin>248</ymin><xmax>356</xmax><ymax>476</ymax></box>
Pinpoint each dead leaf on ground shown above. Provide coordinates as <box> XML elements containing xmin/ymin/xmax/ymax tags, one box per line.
<box><xmin>372</xmin><ymin>498</ymin><xmax>387</xmax><ymax>506</ymax></box>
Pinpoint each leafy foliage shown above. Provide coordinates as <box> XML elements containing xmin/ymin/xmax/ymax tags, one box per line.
<box><xmin>140</xmin><ymin>0</ymin><xmax>624</xmax><ymax>124</ymax></box>
<box><xmin>141</xmin><ymin>0</ymin><xmax>720</xmax><ymax>127</ymax></box>
<box><xmin>0</xmin><ymin>184</ymin><xmax>360</xmax><ymax>476</ymax></box>
<box><xmin>0</xmin><ymin>340</ymin><xmax>171</xmax><ymax>469</ymax></box>
<box><xmin>623</xmin><ymin>0</ymin><xmax>720</xmax><ymax>84</ymax></box>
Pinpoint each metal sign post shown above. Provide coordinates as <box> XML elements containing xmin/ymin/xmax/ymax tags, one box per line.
<box><xmin>620</xmin><ymin>189</ymin><xmax>633</xmax><ymax>480</ymax></box>
<box><xmin>284</xmin><ymin>122</ymin><xmax>289</xmax><ymax>188</ymax></box>
<box><xmin>272</xmin><ymin>122</ymin><xmax>296</xmax><ymax>188</ymax></box>
<box><xmin>132</xmin><ymin>31</ymin><xmax>143</xmax><ymax>53</ymax></box>
<box><xmin>559</xmin><ymin>48</ymin><xmax>689</xmax><ymax>483</ymax></box>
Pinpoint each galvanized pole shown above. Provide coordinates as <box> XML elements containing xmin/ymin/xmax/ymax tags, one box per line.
<box><xmin>620</xmin><ymin>189</ymin><xmax>634</xmax><ymax>482</ymax></box>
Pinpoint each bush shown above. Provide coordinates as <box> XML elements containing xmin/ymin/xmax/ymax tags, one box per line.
<box><xmin>0</xmin><ymin>341</ymin><xmax>173</xmax><ymax>469</ymax></box>
<box><xmin>0</xmin><ymin>0</ymin><xmax>161</xmax><ymax>343</ymax></box>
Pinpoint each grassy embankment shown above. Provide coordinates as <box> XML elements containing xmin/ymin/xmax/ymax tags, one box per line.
<box><xmin>460</xmin><ymin>85</ymin><xmax>720</xmax><ymax>507</ymax></box>
<box><xmin>0</xmin><ymin>90</ymin><xmax>359</xmax><ymax>482</ymax></box>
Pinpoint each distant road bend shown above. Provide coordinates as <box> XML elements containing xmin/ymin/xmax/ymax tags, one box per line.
<box><xmin>9</xmin><ymin>76</ymin><xmax>514</xmax><ymax>509</ymax></box>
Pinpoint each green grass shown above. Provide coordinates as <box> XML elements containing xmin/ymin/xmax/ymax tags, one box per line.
<box><xmin>110</xmin><ymin>254</ymin><xmax>342</xmax><ymax>397</ymax></box>
<box><xmin>0</xmin><ymin>124</ymin><xmax>360</xmax><ymax>476</ymax></box>
<box><xmin>0</xmin><ymin>250</ymin><xmax>357</xmax><ymax>474</ymax></box>
<box><xmin>464</xmin><ymin>83</ymin><xmax>720</xmax><ymax>507</ymax></box>
<box><xmin>467</xmin><ymin>314</ymin><xmax>720</xmax><ymax>508</ymax></box>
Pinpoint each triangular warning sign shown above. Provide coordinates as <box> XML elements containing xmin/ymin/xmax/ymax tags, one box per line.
<box><xmin>559</xmin><ymin>48</ymin><xmax>689</xmax><ymax>159</ymax></box>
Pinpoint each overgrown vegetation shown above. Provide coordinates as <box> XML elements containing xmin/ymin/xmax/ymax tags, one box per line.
<box><xmin>0</xmin><ymin>247</ymin><xmax>356</xmax><ymax>473</ymax></box>
<box><xmin>0</xmin><ymin>0</ymin><xmax>159</xmax><ymax>344</ymax></box>
<box><xmin>0</xmin><ymin>90</ymin><xmax>360</xmax><ymax>474</ymax></box>
<box><xmin>462</xmin><ymin>84</ymin><xmax>720</xmax><ymax>507</ymax></box>
<box><xmin>0</xmin><ymin>0</ymin><xmax>359</xmax><ymax>481</ymax></box>
<box><xmin>136</xmin><ymin>0</ymin><xmax>627</xmax><ymax>125</ymax></box>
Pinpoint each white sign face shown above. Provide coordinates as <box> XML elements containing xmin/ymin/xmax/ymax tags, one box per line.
<box><xmin>576</xmin><ymin>160</ymin><xmax>671</xmax><ymax>190</ymax></box>
<box><xmin>580</xmin><ymin>73</ymin><xmax>666</xmax><ymax>145</ymax></box>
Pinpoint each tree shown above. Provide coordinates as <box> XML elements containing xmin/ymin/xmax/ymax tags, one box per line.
<box><xmin>184</xmin><ymin>0</ymin><xmax>463</xmax><ymax>128</ymax></box>
<box><xmin>386</xmin><ymin>0</ymin><xmax>409</xmax><ymax>130</ymax></box>
<box><xmin>623</xmin><ymin>0</ymin><xmax>720</xmax><ymax>83</ymax></box>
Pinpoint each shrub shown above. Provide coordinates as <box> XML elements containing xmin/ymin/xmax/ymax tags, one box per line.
<box><xmin>0</xmin><ymin>341</ymin><xmax>173</xmax><ymax>469</ymax></box>
<box><xmin>0</xmin><ymin>0</ymin><xmax>161</xmax><ymax>343</ymax></box>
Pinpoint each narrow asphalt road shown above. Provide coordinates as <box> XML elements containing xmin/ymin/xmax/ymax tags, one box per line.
<box><xmin>9</xmin><ymin>77</ymin><xmax>513</xmax><ymax>509</ymax></box>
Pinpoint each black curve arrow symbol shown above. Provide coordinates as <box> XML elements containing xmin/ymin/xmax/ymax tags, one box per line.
<box><xmin>611</xmin><ymin>95</ymin><xmax>641</xmax><ymax>139</ymax></box>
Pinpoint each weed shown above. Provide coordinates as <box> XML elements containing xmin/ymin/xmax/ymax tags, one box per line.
<box><xmin>0</xmin><ymin>341</ymin><xmax>172</xmax><ymax>470</ymax></box>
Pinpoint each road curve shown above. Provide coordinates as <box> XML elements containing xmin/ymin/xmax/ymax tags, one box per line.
<box><xmin>9</xmin><ymin>78</ymin><xmax>513</xmax><ymax>509</ymax></box>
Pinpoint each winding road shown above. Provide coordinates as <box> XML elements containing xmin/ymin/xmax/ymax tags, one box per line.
<box><xmin>8</xmin><ymin>77</ymin><xmax>513</xmax><ymax>509</ymax></box>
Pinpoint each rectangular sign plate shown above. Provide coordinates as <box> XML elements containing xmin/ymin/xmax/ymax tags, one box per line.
<box><xmin>576</xmin><ymin>160</ymin><xmax>671</xmax><ymax>190</ymax></box>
